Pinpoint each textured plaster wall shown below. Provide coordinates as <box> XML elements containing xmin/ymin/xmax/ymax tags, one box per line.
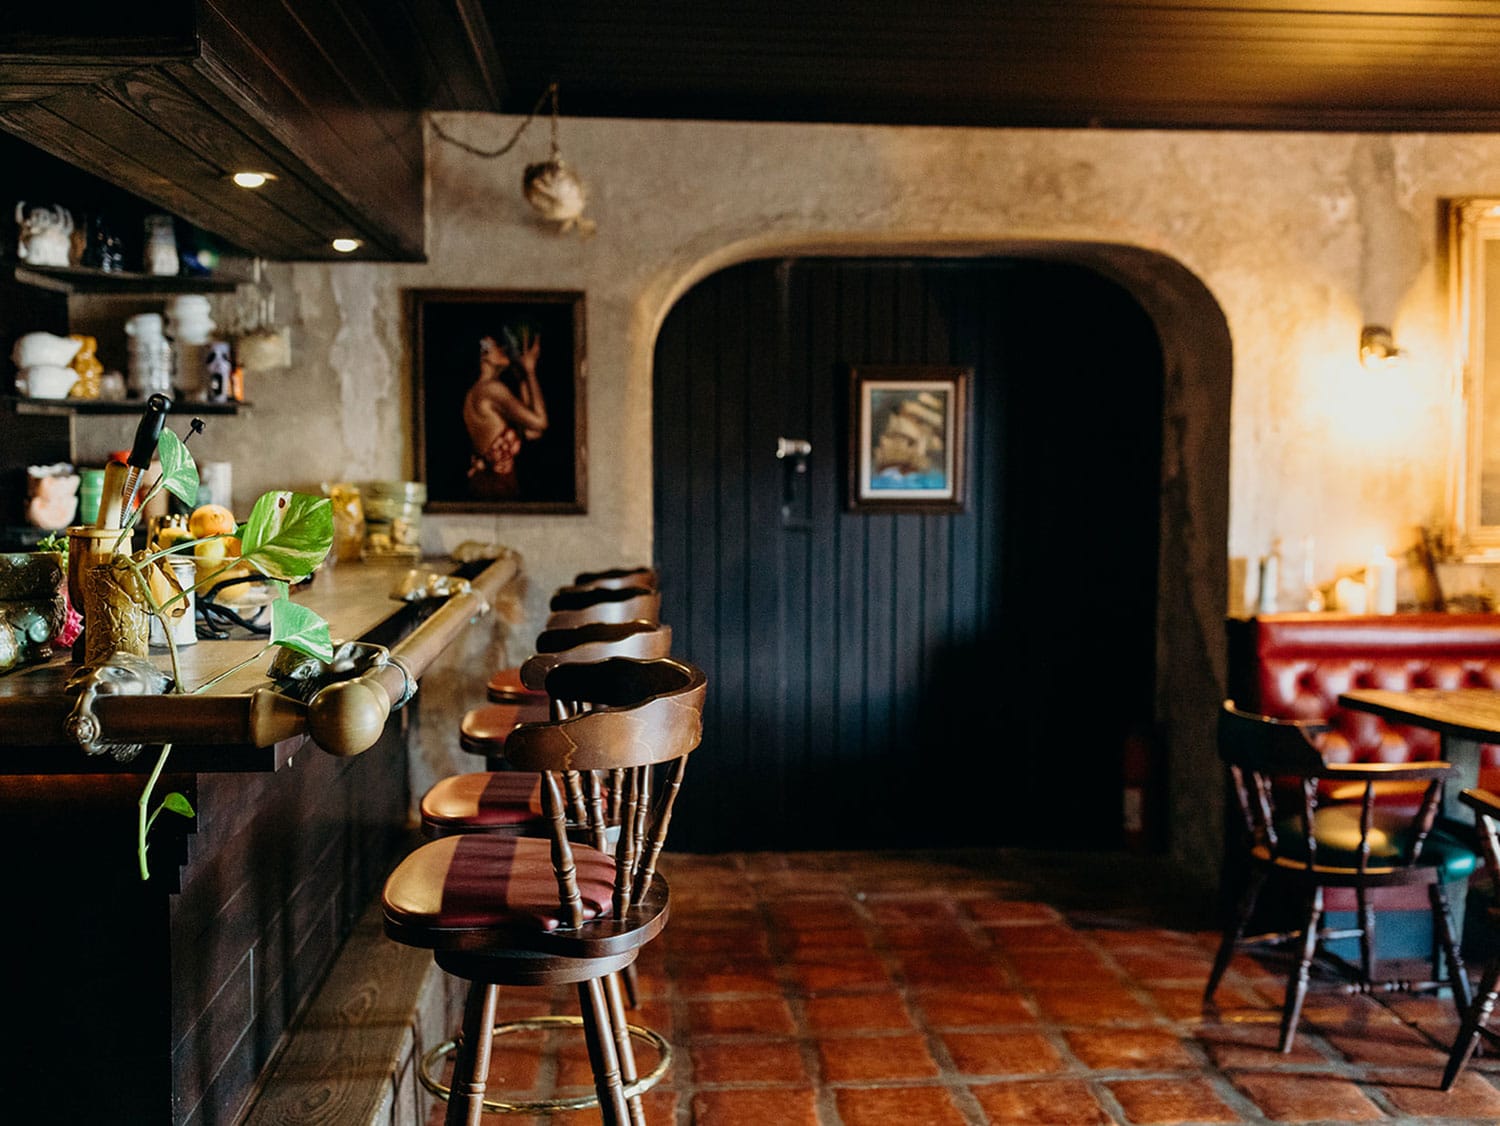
<box><xmin>227</xmin><ymin>117</ymin><xmax>1500</xmax><ymax>876</ymax></box>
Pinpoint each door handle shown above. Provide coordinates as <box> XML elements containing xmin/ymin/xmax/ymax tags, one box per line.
<box><xmin>776</xmin><ymin>437</ymin><xmax>812</xmax><ymax>471</ymax></box>
<box><xmin>776</xmin><ymin>438</ymin><xmax>812</xmax><ymax>529</ymax></box>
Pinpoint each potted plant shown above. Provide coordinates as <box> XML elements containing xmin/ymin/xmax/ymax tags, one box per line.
<box><xmin>89</xmin><ymin>420</ymin><xmax>336</xmax><ymax>879</ymax></box>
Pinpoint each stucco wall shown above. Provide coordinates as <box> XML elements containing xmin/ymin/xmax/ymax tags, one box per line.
<box><xmin>212</xmin><ymin>117</ymin><xmax>1500</xmax><ymax>874</ymax></box>
<box><xmin>223</xmin><ymin>120</ymin><xmax>1489</xmax><ymax>604</ymax></box>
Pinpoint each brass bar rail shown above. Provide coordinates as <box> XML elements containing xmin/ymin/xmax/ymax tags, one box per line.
<box><xmin>0</xmin><ymin>554</ymin><xmax>516</xmax><ymax>764</ymax></box>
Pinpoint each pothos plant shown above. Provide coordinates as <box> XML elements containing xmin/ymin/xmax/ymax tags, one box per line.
<box><xmin>111</xmin><ymin>422</ymin><xmax>336</xmax><ymax>880</ymax></box>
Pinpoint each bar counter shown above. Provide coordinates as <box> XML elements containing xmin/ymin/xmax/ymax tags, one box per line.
<box><xmin>0</xmin><ymin>553</ymin><xmax>518</xmax><ymax>1126</ymax></box>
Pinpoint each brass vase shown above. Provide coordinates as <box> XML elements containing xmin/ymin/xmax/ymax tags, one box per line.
<box><xmin>81</xmin><ymin>556</ymin><xmax>150</xmax><ymax>664</ymax></box>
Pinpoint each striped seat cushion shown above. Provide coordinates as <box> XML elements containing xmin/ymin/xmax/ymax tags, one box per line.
<box><xmin>460</xmin><ymin>700</ymin><xmax>552</xmax><ymax>754</ymax></box>
<box><xmin>422</xmin><ymin>771</ymin><xmax>546</xmax><ymax>833</ymax></box>
<box><xmin>384</xmin><ymin>834</ymin><xmax>616</xmax><ymax>932</ymax></box>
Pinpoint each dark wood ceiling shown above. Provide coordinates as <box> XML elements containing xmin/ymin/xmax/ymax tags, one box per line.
<box><xmin>9</xmin><ymin>2</ymin><xmax>1500</xmax><ymax>264</ymax></box>
<box><xmin>480</xmin><ymin>0</ymin><xmax>1500</xmax><ymax>132</ymax></box>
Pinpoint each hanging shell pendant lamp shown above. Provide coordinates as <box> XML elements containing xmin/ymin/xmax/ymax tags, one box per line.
<box><xmin>523</xmin><ymin>154</ymin><xmax>592</xmax><ymax>235</ymax></box>
<box><xmin>430</xmin><ymin>81</ymin><xmax>595</xmax><ymax>237</ymax></box>
<box><xmin>523</xmin><ymin>85</ymin><xmax>595</xmax><ymax>235</ymax></box>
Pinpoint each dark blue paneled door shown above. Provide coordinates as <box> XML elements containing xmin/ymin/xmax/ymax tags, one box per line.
<box><xmin>654</xmin><ymin>258</ymin><xmax>1163</xmax><ymax>852</ymax></box>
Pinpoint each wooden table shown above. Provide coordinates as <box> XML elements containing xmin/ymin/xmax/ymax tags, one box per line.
<box><xmin>1337</xmin><ymin>688</ymin><xmax>1500</xmax><ymax>820</ymax></box>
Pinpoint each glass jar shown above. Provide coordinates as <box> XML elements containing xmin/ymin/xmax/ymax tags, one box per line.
<box><xmin>361</xmin><ymin>480</ymin><xmax>425</xmax><ymax>560</ymax></box>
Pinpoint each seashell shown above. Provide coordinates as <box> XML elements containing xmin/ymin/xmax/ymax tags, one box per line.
<box><xmin>522</xmin><ymin>158</ymin><xmax>596</xmax><ymax>235</ymax></box>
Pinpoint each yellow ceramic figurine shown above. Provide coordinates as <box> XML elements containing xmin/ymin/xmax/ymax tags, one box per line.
<box><xmin>67</xmin><ymin>334</ymin><xmax>104</xmax><ymax>399</ymax></box>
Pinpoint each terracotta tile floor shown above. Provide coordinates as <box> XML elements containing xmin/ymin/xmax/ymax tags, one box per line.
<box><xmin>425</xmin><ymin>849</ymin><xmax>1500</xmax><ymax>1124</ymax></box>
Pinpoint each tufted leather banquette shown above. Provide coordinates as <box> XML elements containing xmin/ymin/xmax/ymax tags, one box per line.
<box><xmin>1228</xmin><ymin>613</ymin><xmax>1500</xmax><ymax>790</ymax></box>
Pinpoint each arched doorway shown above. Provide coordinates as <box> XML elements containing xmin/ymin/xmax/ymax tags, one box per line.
<box><xmin>653</xmin><ymin>255</ymin><xmax>1188</xmax><ymax>853</ymax></box>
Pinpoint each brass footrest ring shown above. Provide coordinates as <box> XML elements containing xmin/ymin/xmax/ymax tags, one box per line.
<box><xmin>418</xmin><ymin>1014</ymin><xmax>673</xmax><ymax>1114</ymax></box>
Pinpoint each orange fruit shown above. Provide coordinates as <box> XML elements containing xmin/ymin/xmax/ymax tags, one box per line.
<box><xmin>188</xmin><ymin>503</ymin><xmax>236</xmax><ymax>538</ymax></box>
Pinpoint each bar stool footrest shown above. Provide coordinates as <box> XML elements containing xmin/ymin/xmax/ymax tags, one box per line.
<box><xmin>418</xmin><ymin>1014</ymin><xmax>672</xmax><ymax>1114</ymax></box>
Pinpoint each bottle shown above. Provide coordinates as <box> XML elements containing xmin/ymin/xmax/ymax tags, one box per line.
<box><xmin>1257</xmin><ymin>538</ymin><xmax>1282</xmax><ymax>615</ymax></box>
<box><xmin>145</xmin><ymin>214</ymin><xmax>179</xmax><ymax>276</ymax></box>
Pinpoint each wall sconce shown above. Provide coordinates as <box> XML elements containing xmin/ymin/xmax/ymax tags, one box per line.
<box><xmin>430</xmin><ymin>82</ymin><xmax>595</xmax><ymax>237</ymax></box>
<box><xmin>1359</xmin><ymin>324</ymin><xmax>1404</xmax><ymax>367</ymax></box>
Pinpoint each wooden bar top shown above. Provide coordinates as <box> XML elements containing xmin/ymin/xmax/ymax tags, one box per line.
<box><xmin>0</xmin><ymin>551</ymin><xmax>518</xmax><ymax>773</ymax></box>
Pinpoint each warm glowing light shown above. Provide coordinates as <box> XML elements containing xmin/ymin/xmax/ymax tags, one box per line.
<box><xmin>330</xmin><ymin>238</ymin><xmax>362</xmax><ymax>253</ymax></box>
<box><xmin>231</xmin><ymin>171</ymin><xmax>275</xmax><ymax>189</ymax></box>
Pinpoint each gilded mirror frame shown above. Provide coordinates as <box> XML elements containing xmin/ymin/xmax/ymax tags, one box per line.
<box><xmin>1448</xmin><ymin>198</ymin><xmax>1500</xmax><ymax>556</ymax></box>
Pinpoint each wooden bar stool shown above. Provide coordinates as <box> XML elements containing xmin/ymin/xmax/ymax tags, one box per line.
<box><xmin>569</xmin><ymin>566</ymin><xmax>657</xmax><ymax>591</ymax></box>
<box><xmin>383</xmin><ymin>657</ymin><xmax>706</xmax><ymax>1125</ymax></box>
<box><xmin>431</xmin><ymin>622</ymin><xmax>674</xmax><ymax>836</ymax></box>
<box><xmin>545</xmin><ymin>586</ymin><xmax>660</xmax><ymax>632</ymax></box>
<box><xmin>488</xmin><ymin>572</ymin><xmax>659</xmax><ymax>703</ymax></box>
<box><xmin>466</xmin><ymin>619</ymin><xmax>671</xmax><ymax>769</ymax></box>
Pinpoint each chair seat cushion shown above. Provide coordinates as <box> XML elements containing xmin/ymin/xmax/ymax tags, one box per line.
<box><xmin>1272</xmin><ymin>809</ymin><xmax>1479</xmax><ymax>881</ymax></box>
<box><xmin>384</xmin><ymin>834</ymin><xmax>617</xmax><ymax>933</ymax></box>
<box><xmin>422</xmin><ymin>771</ymin><xmax>545</xmax><ymax>832</ymax></box>
<box><xmin>487</xmin><ymin>665</ymin><xmax>548</xmax><ymax>703</ymax></box>
<box><xmin>460</xmin><ymin>701</ymin><xmax>552</xmax><ymax>754</ymax></box>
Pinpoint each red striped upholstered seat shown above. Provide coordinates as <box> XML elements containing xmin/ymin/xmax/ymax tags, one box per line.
<box><xmin>421</xmin><ymin>772</ymin><xmax>546</xmax><ymax>836</ymax></box>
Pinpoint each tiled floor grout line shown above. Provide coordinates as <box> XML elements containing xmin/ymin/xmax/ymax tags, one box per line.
<box><xmin>430</xmin><ymin>851</ymin><xmax>1500</xmax><ymax>1124</ymax></box>
<box><xmin>859</xmin><ymin>889</ymin><xmax>992</xmax><ymax>1126</ymax></box>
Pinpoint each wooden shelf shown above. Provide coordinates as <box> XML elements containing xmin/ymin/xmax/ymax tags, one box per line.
<box><xmin>4</xmin><ymin>396</ymin><xmax>247</xmax><ymax>416</ymax></box>
<box><xmin>14</xmin><ymin>263</ymin><xmax>239</xmax><ymax>296</ymax></box>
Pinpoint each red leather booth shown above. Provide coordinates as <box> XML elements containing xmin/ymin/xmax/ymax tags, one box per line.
<box><xmin>1227</xmin><ymin>612</ymin><xmax>1500</xmax><ymax>792</ymax></box>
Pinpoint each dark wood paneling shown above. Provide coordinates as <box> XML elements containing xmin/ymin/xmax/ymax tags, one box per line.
<box><xmin>484</xmin><ymin>0</ymin><xmax>1500</xmax><ymax>131</ymax></box>
<box><xmin>0</xmin><ymin>0</ymin><xmax>448</xmax><ymax>261</ymax></box>
<box><xmin>655</xmin><ymin>257</ymin><xmax>1164</xmax><ymax>852</ymax></box>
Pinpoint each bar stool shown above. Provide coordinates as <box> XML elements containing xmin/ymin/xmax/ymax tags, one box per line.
<box><xmin>468</xmin><ymin>615</ymin><xmax>668</xmax><ymax>770</ymax></box>
<box><xmin>545</xmin><ymin>586</ymin><xmax>660</xmax><ymax>632</ymax></box>
<box><xmin>383</xmin><ymin>656</ymin><xmax>707</xmax><ymax>1125</ymax></box>
<box><xmin>488</xmin><ymin>572</ymin><xmax>659</xmax><ymax>703</ymax></box>
<box><xmin>429</xmin><ymin>622</ymin><xmax>675</xmax><ymax>836</ymax></box>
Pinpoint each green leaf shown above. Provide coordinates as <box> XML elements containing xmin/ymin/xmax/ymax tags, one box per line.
<box><xmin>157</xmin><ymin>428</ymin><xmax>200</xmax><ymax>508</ymax></box>
<box><xmin>240</xmin><ymin>492</ymin><xmax>333</xmax><ymax>580</ymax></box>
<box><xmin>161</xmin><ymin>792</ymin><xmax>196</xmax><ymax>819</ymax></box>
<box><xmin>270</xmin><ymin>597</ymin><xmax>334</xmax><ymax>662</ymax></box>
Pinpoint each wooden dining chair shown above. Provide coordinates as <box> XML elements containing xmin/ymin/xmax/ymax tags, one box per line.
<box><xmin>1443</xmin><ymin>787</ymin><xmax>1500</xmax><ymax>1090</ymax></box>
<box><xmin>1204</xmin><ymin>701</ymin><xmax>1478</xmax><ymax>1052</ymax></box>
<box><xmin>383</xmin><ymin>656</ymin><xmax>706</xmax><ymax>1126</ymax></box>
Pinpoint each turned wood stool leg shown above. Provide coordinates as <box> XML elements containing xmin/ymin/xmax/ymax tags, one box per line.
<box><xmin>604</xmin><ymin>971</ymin><xmax>647</xmax><ymax>1126</ymax></box>
<box><xmin>445</xmin><ymin>982</ymin><xmax>500</xmax><ymax>1126</ymax></box>
<box><xmin>580</xmin><ymin>976</ymin><xmax>631</xmax><ymax>1125</ymax></box>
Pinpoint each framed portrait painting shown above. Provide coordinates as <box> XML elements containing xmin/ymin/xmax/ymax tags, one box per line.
<box><xmin>410</xmin><ymin>288</ymin><xmax>587</xmax><ymax>513</ymax></box>
<box><xmin>848</xmin><ymin>364</ymin><xmax>969</xmax><ymax>513</ymax></box>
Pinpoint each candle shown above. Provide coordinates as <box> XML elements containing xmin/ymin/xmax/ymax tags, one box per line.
<box><xmin>1335</xmin><ymin>576</ymin><xmax>1368</xmax><ymax>614</ymax></box>
<box><xmin>1365</xmin><ymin>547</ymin><xmax>1398</xmax><ymax>615</ymax></box>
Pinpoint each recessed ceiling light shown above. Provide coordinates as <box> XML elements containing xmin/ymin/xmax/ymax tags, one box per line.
<box><xmin>231</xmin><ymin>171</ymin><xmax>275</xmax><ymax>189</ymax></box>
<box><xmin>331</xmin><ymin>238</ymin><xmax>363</xmax><ymax>254</ymax></box>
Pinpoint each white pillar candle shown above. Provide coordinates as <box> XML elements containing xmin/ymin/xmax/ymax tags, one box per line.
<box><xmin>1365</xmin><ymin>548</ymin><xmax>1398</xmax><ymax>615</ymax></box>
<box><xmin>1335</xmin><ymin>576</ymin><xmax>1368</xmax><ymax>614</ymax></box>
